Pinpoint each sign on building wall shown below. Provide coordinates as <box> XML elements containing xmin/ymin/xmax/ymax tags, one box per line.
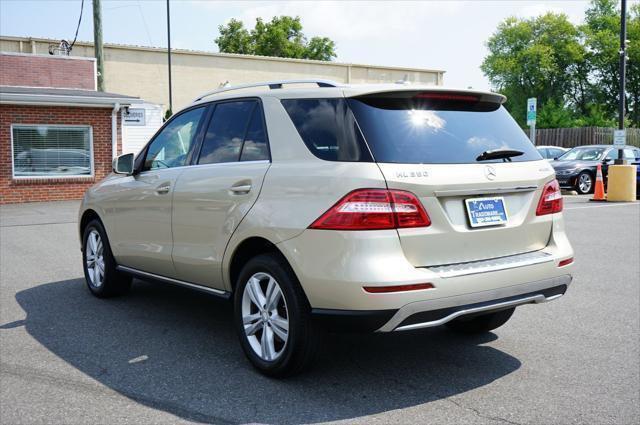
<box><xmin>123</xmin><ymin>108</ymin><xmax>146</xmax><ymax>126</ymax></box>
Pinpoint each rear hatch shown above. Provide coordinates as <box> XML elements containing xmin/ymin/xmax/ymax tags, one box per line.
<box><xmin>348</xmin><ymin>90</ymin><xmax>555</xmax><ymax>267</ymax></box>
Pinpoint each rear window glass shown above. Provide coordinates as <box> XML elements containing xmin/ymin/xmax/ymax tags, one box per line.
<box><xmin>281</xmin><ymin>99</ymin><xmax>372</xmax><ymax>162</ymax></box>
<box><xmin>348</xmin><ymin>96</ymin><xmax>541</xmax><ymax>164</ymax></box>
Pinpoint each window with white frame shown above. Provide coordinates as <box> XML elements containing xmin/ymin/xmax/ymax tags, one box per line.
<box><xmin>12</xmin><ymin>125</ymin><xmax>93</xmax><ymax>177</ymax></box>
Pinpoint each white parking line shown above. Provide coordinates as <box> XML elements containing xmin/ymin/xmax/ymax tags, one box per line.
<box><xmin>564</xmin><ymin>202</ymin><xmax>639</xmax><ymax>210</ymax></box>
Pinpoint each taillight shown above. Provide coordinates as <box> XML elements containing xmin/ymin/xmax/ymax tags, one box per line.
<box><xmin>309</xmin><ymin>189</ymin><xmax>431</xmax><ymax>230</ymax></box>
<box><xmin>536</xmin><ymin>179</ymin><xmax>563</xmax><ymax>216</ymax></box>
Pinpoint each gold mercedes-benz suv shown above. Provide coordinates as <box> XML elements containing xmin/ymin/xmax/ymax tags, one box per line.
<box><xmin>79</xmin><ymin>80</ymin><xmax>574</xmax><ymax>377</ymax></box>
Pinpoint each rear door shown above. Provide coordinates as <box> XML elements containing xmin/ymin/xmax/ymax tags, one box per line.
<box><xmin>171</xmin><ymin>99</ymin><xmax>270</xmax><ymax>288</ymax></box>
<box><xmin>348</xmin><ymin>92</ymin><xmax>554</xmax><ymax>267</ymax></box>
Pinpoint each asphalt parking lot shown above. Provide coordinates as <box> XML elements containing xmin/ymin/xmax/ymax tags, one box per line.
<box><xmin>1</xmin><ymin>196</ymin><xmax>638</xmax><ymax>425</ymax></box>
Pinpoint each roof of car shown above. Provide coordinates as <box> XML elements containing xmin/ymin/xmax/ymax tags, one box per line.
<box><xmin>568</xmin><ymin>144</ymin><xmax>638</xmax><ymax>149</ymax></box>
<box><xmin>189</xmin><ymin>81</ymin><xmax>506</xmax><ymax>107</ymax></box>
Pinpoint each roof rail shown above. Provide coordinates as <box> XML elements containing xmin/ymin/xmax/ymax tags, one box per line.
<box><xmin>192</xmin><ymin>79</ymin><xmax>341</xmax><ymax>102</ymax></box>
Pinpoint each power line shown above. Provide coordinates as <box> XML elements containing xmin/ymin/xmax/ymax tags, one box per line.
<box><xmin>69</xmin><ymin>0</ymin><xmax>85</xmax><ymax>50</ymax></box>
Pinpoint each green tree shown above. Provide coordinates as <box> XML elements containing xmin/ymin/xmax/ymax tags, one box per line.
<box><xmin>481</xmin><ymin>13</ymin><xmax>587</xmax><ymax>127</ymax></box>
<box><xmin>215</xmin><ymin>19</ymin><xmax>252</xmax><ymax>55</ymax></box>
<box><xmin>215</xmin><ymin>16</ymin><xmax>336</xmax><ymax>61</ymax></box>
<box><xmin>582</xmin><ymin>0</ymin><xmax>640</xmax><ymax>127</ymax></box>
<box><xmin>483</xmin><ymin>1</ymin><xmax>640</xmax><ymax>128</ymax></box>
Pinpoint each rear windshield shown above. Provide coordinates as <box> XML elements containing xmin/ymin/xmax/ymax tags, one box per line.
<box><xmin>347</xmin><ymin>96</ymin><xmax>541</xmax><ymax>164</ymax></box>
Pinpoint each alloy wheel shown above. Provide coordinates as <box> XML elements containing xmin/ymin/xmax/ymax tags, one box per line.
<box><xmin>578</xmin><ymin>173</ymin><xmax>593</xmax><ymax>194</ymax></box>
<box><xmin>86</xmin><ymin>229</ymin><xmax>105</xmax><ymax>288</ymax></box>
<box><xmin>241</xmin><ymin>272</ymin><xmax>289</xmax><ymax>361</ymax></box>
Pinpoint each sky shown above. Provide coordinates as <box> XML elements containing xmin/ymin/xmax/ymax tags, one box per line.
<box><xmin>0</xmin><ymin>0</ymin><xmax>629</xmax><ymax>90</ymax></box>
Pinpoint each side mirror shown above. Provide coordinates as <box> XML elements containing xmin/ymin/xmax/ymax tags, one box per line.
<box><xmin>553</xmin><ymin>157</ymin><xmax>558</xmax><ymax>161</ymax></box>
<box><xmin>112</xmin><ymin>153</ymin><xmax>134</xmax><ymax>175</ymax></box>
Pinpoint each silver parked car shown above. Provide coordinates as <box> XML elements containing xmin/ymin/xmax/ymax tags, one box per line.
<box><xmin>79</xmin><ymin>81</ymin><xmax>574</xmax><ymax>376</ymax></box>
<box><xmin>536</xmin><ymin>145</ymin><xmax>569</xmax><ymax>161</ymax></box>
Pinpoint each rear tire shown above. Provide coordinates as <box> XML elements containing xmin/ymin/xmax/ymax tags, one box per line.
<box><xmin>445</xmin><ymin>307</ymin><xmax>515</xmax><ymax>334</ymax></box>
<box><xmin>82</xmin><ymin>219</ymin><xmax>131</xmax><ymax>298</ymax></box>
<box><xmin>233</xmin><ymin>253</ymin><xmax>321</xmax><ymax>377</ymax></box>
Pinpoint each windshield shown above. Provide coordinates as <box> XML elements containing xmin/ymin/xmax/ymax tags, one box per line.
<box><xmin>347</xmin><ymin>97</ymin><xmax>541</xmax><ymax>164</ymax></box>
<box><xmin>558</xmin><ymin>147</ymin><xmax>606</xmax><ymax>161</ymax></box>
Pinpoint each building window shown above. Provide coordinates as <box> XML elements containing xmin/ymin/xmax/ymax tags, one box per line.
<box><xmin>12</xmin><ymin>125</ymin><xmax>93</xmax><ymax>178</ymax></box>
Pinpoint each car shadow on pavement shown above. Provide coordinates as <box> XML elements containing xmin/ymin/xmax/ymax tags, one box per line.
<box><xmin>10</xmin><ymin>278</ymin><xmax>521</xmax><ymax>424</ymax></box>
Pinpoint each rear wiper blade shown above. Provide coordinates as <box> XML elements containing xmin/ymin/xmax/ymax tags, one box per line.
<box><xmin>476</xmin><ymin>149</ymin><xmax>524</xmax><ymax>162</ymax></box>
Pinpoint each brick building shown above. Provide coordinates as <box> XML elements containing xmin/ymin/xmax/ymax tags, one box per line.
<box><xmin>0</xmin><ymin>53</ymin><xmax>139</xmax><ymax>203</ymax></box>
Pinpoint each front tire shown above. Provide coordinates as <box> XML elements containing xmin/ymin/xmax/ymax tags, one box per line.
<box><xmin>233</xmin><ymin>253</ymin><xmax>320</xmax><ymax>377</ymax></box>
<box><xmin>575</xmin><ymin>171</ymin><xmax>594</xmax><ymax>195</ymax></box>
<box><xmin>82</xmin><ymin>219</ymin><xmax>131</xmax><ymax>297</ymax></box>
<box><xmin>445</xmin><ymin>307</ymin><xmax>515</xmax><ymax>334</ymax></box>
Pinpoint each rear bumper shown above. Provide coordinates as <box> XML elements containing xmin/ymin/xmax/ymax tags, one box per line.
<box><xmin>311</xmin><ymin>275</ymin><xmax>570</xmax><ymax>332</ymax></box>
<box><xmin>378</xmin><ymin>274</ymin><xmax>570</xmax><ymax>332</ymax></box>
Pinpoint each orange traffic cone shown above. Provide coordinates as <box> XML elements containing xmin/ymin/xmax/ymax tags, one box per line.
<box><xmin>591</xmin><ymin>163</ymin><xmax>606</xmax><ymax>201</ymax></box>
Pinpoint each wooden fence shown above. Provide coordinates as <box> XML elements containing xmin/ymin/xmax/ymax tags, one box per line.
<box><xmin>529</xmin><ymin>127</ymin><xmax>640</xmax><ymax>148</ymax></box>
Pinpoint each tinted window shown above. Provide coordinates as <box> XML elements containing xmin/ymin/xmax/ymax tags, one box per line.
<box><xmin>240</xmin><ymin>108</ymin><xmax>269</xmax><ymax>161</ymax></box>
<box><xmin>144</xmin><ymin>107</ymin><xmax>204</xmax><ymax>171</ymax></box>
<box><xmin>347</xmin><ymin>98</ymin><xmax>540</xmax><ymax>164</ymax></box>
<box><xmin>281</xmin><ymin>99</ymin><xmax>372</xmax><ymax>162</ymax></box>
<box><xmin>198</xmin><ymin>101</ymin><xmax>256</xmax><ymax>164</ymax></box>
<box><xmin>537</xmin><ymin>147</ymin><xmax>549</xmax><ymax>159</ymax></box>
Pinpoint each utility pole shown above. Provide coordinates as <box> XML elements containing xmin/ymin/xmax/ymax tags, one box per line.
<box><xmin>166</xmin><ymin>0</ymin><xmax>173</xmax><ymax>115</ymax></box>
<box><xmin>92</xmin><ymin>0</ymin><xmax>105</xmax><ymax>91</ymax></box>
<box><xmin>616</xmin><ymin>0</ymin><xmax>628</xmax><ymax>164</ymax></box>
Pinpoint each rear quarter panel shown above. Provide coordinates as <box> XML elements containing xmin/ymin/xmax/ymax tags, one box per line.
<box><xmin>221</xmin><ymin>96</ymin><xmax>388</xmax><ymax>290</ymax></box>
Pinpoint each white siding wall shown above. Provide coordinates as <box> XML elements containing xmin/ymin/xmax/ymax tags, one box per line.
<box><xmin>121</xmin><ymin>103</ymin><xmax>163</xmax><ymax>155</ymax></box>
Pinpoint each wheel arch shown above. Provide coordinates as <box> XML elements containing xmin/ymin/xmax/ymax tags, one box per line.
<box><xmin>79</xmin><ymin>209</ymin><xmax>103</xmax><ymax>245</ymax></box>
<box><xmin>226</xmin><ymin>236</ymin><xmax>306</xmax><ymax>301</ymax></box>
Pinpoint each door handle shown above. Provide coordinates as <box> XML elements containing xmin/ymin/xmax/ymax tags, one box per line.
<box><xmin>229</xmin><ymin>184</ymin><xmax>252</xmax><ymax>194</ymax></box>
<box><xmin>155</xmin><ymin>184</ymin><xmax>171</xmax><ymax>194</ymax></box>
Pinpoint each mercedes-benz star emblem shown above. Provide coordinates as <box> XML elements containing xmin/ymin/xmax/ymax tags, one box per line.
<box><xmin>484</xmin><ymin>165</ymin><xmax>497</xmax><ymax>180</ymax></box>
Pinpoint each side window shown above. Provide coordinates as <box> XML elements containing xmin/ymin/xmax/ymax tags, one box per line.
<box><xmin>144</xmin><ymin>108</ymin><xmax>204</xmax><ymax>171</ymax></box>
<box><xmin>281</xmin><ymin>98</ymin><xmax>372</xmax><ymax>162</ymax></box>
<box><xmin>240</xmin><ymin>107</ymin><xmax>269</xmax><ymax>161</ymax></box>
<box><xmin>198</xmin><ymin>101</ymin><xmax>256</xmax><ymax>164</ymax></box>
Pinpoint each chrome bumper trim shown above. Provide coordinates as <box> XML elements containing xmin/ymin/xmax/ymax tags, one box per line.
<box><xmin>426</xmin><ymin>250</ymin><xmax>554</xmax><ymax>278</ymax></box>
<box><xmin>377</xmin><ymin>274</ymin><xmax>572</xmax><ymax>332</ymax></box>
<box><xmin>434</xmin><ymin>186</ymin><xmax>537</xmax><ymax>197</ymax></box>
